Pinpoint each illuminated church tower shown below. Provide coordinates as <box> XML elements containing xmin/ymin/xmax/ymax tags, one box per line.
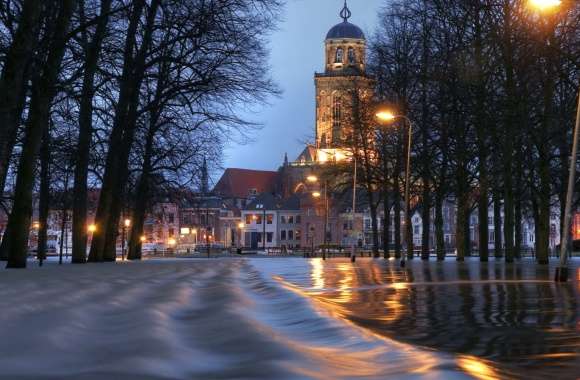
<box><xmin>315</xmin><ymin>1</ymin><xmax>374</xmax><ymax>151</ymax></box>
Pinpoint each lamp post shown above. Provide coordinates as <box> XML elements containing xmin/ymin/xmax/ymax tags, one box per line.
<box><xmin>308</xmin><ymin>175</ymin><xmax>330</xmax><ymax>260</ymax></box>
<box><xmin>376</xmin><ymin>110</ymin><xmax>414</xmax><ymax>267</ymax></box>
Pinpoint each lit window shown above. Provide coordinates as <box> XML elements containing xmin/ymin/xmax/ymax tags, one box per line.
<box><xmin>348</xmin><ymin>47</ymin><xmax>355</xmax><ymax>64</ymax></box>
<box><xmin>335</xmin><ymin>47</ymin><xmax>343</xmax><ymax>63</ymax></box>
<box><xmin>267</xmin><ymin>214</ymin><xmax>273</xmax><ymax>224</ymax></box>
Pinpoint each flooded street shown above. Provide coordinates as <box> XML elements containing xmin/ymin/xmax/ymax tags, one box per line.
<box><xmin>0</xmin><ymin>258</ymin><xmax>578</xmax><ymax>379</ymax></box>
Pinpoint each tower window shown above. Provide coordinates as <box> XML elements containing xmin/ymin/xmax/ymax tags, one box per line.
<box><xmin>348</xmin><ymin>48</ymin><xmax>356</xmax><ymax>64</ymax></box>
<box><xmin>335</xmin><ymin>48</ymin><xmax>343</xmax><ymax>64</ymax></box>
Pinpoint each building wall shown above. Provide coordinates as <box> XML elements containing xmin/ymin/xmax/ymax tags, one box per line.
<box><xmin>240</xmin><ymin>210</ymin><xmax>279</xmax><ymax>249</ymax></box>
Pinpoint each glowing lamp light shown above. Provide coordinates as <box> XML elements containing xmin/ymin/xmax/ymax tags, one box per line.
<box><xmin>529</xmin><ymin>0</ymin><xmax>561</xmax><ymax>10</ymax></box>
<box><xmin>180</xmin><ymin>227</ymin><xmax>191</xmax><ymax>235</ymax></box>
<box><xmin>124</xmin><ymin>218</ymin><xmax>131</xmax><ymax>227</ymax></box>
<box><xmin>312</xmin><ymin>191</ymin><xmax>322</xmax><ymax>198</ymax></box>
<box><xmin>307</xmin><ymin>175</ymin><xmax>318</xmax><ymax>183</ymax></box>
<box><xmin>168</xmin><ymin>238</ymin><xmax>177</xmax><ymax>246</ymax></box>
<box><xmin>32</xmin><ymin>221</ymin><xmax>40</xmax><ymax>229</ymax></box>
<box><xmin>140</xmin><ymin>235</ymin><xmax>147</xmax><ymax>243</ymax></box>
<box><xmin>238</xmin><ymin>222</ymin><xmax>245</xmax><ymax>229</ymax></box>
<box><xmin>376</xmin><ymin>110</ymin><xmax>397</xmax><ymax>122</ymax></box>
<box><xmin>88</xmin><ymin>224</ymin><xmax>97</xmax><ymax>233</ymax></box>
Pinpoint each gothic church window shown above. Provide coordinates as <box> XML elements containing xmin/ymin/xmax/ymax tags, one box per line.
<box><xmin>332</xmin><ymin>95</ymin><xmax>342</xmax><ymax>129</ymax></box>
<box><xmin>335</xmin><ymin>48</ymin><xmax>343</xmax><ymax>63</ymax></box>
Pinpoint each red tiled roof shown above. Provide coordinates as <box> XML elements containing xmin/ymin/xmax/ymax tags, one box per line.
<box><xmin>213</xmin><ymin>168</ymin><xmax>278</xmax><ymax>198</ymax></box>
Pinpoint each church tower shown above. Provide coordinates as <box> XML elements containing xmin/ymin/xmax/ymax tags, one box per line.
<box><xmin>315</xmin><ymin>1</ymin><xmax>374</xmax><ymax>150</ymax></box>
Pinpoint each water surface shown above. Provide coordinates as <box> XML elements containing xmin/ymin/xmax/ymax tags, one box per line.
<box><xmin>0</xmin><ymin>257</ymin><xmax>577</xmax><ymax>379</ymax></box>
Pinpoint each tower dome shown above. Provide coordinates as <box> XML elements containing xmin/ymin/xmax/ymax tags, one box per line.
<box><xmin>323</xmin><ymin>1</ymin><xmax>366</xmax><ymax>74</ymax></box>
<box><xmin>326</xmin><ymin>2</ymin><xmax>365</xmax><ymax>40</ymax></box>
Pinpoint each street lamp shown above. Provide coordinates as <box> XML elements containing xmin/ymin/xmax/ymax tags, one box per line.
<box><xmin>376</xmin><ymin>108</ymin><xmax>414</xmax><ymax>267</ymax></box>
<box><xmin>88</xmin><ymin>223</ymin><xmax>97</xmax><ymax>233</ymax></box>
<box><xmin>308</xmin><ymin>175</ymin><xmax>330</xmax><ymax>260</ymax></box>
<box><xmin>529</xmin><ymin>0</ymin><xmax>562</xmax><ymax>11</ymax></box>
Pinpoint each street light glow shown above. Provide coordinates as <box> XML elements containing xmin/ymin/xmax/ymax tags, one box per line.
<box><xmin>529</xmin><ymin>0</ymin><xmax>561</xmax><ymax>10</ymax></box>
<box><xmin>376</xmin><ymin>110</ymin><xmax>397</xmax><ymax>122</ymax></box>
<box><xmin>88</xmin><ymin>224</ymin><xmax>97</xmax><ymax>233</ymax></box>
<box><xmin>238</xmin><ymin>222</ymin><xmax>245</xmax><ymax>229</ymax></box>
<box><xmin>312</xmin><ymin>191</ymin><xmax>322</xmax><ymax>198</ymax></box>
<box><xmin>307</xmin><ymin>175</ymin><xmax>318</xmax><ymax>183</ymax></box>
<box><xmin>168</xmin><ymin>238</ymin><xmax>177</xmax><ymax>246</ymax></box>
<box><xmin>124</xmin><ymin>218</ymin><xmax>131</xmax><ymax>227</ymax></box>
<box><xmin>140</xmin><ymin>235</ymin><xmax>146</xmax><ymax>243</ymax></box>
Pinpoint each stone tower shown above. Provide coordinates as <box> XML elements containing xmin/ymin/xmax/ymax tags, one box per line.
<box><xmin>315</xmin><ymin>1</ymin><xmax>374</xmax><ymax>150</ymax></box>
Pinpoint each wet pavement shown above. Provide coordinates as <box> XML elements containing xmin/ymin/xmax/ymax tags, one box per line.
<box><xmin>0</xmin><ymin>257</ymin><xmax>578</xmax><ymax>379</ymax></box>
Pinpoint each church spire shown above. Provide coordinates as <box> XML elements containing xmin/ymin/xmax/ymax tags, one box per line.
<box><xmin>340</xmin><ymin>0</ymin><xmax>351</xmax><ymax>22</ymax></box>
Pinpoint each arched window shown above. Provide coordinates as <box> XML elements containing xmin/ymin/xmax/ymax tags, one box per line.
<box><xmin>332</xmin><ymin>94</ymin><xmax>342</xmax><ymax>130</ymax></box>
<box><xmin>348</xmin><ymin>47</ymin><xmax>356</xmax><ymax>64</ymax></box>
<box><xmin>335</xmin><ymin>48</ymin><xmax>343</xmax><ymax>64</ymax></box>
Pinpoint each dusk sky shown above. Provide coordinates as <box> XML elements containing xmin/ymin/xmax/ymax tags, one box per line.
<box><xmin>222</xmin><ymin>0</ymin><xmax>384</xmax><ymax>174</ymax></box>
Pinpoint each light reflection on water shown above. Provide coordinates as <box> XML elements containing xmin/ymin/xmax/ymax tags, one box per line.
<box><xmin>280</xmin><ymin>258</ymin><xmax>580</xmax><ymax>379</ymax></box>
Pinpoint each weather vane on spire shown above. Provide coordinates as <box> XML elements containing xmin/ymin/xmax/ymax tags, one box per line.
<box><xmin>340</xmin><ymin>0</ymin><xmax>351</xmax><ymax>22</ymax></box>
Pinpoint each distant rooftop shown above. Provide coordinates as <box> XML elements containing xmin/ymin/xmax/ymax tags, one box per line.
<box><xmin>213</xmin><ymin>168</ymin><xmax>278</xmax><ymax>199</ymax></box>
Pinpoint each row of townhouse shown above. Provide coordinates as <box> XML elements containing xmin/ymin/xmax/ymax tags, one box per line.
<box><xmin>361</xmin><ymin>201</ymin><xmax>563</xmax><ymax>252</ymax></box>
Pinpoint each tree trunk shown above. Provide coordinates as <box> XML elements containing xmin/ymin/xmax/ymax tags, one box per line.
<box><xmin>90</xmin><ymin>0</ymin><xmax>160</xmax><ymax>262</ymax></box>
<box><xmin>72</xmin><ymin>0</ymin><xmax>113</xmax><ymax>264</ymax></box>
<box><xmin>89</xmin><ymin>0</ymin><xmax>147</xmax><ymax>262</ymax></box>
<box><xmin>127</xmin><ymin>132</ymin><xmax>154</xmax><ymax>261</ymax></box>
<box><xmin>493</xmin><ymin>191</ymin><xmax>503</xmax><ymax>258</ymax></box>
<box><xmin>383</xmin><ymin>192</ymin><xmax>390</xmax><ymax>259</ymax></box>
<box><xmin>0</xmin><ymin>0</ymin><xmax>76</xmax><ymax>268</ymax></box>
<box><xmin>435</xmin><ymin>191</ymin><xmax>445</xmax><ymax>260</ymax></box>
<box><xmin>37</xmin><ymin>127</ymin><xmax>51</xmax><ymax>265</ymax></box>
<box><xmin>421</xmin><ymin>187</ymin><xmax>430</xmax><ymax>260</ymax></box>
<box><xmin>369</xmin><ymin>198</ymin><xmax>380</xmax><ymax>257</ymax></box>
<box><xmin>473</xmin><ymin>5</ymin><xmax>489</xmax><ymax>263</ymax></box>
<box><xmin>536</xmin><ymin>155</ymin><xmax>551</xmax><ymax>264</ymax></box>
<box><xmin>456</xmin><ymin>159</ymin><xmax>470</xmax><ymax>262</ymax></box>
<box><xmin>0</xmin><ymin>0</ymin><xmax>43</xmax><ymax>195</ymax></box>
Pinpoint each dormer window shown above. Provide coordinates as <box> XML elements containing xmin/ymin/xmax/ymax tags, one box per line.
<box><xmin>335</xmin><ymin>48</ymin><xmax>343</xmax><ymax>63</ymax></box>
<box><xmin>348</xmin><ymin>47</ymin><xmax>355</xmax><ymax>64</ymax></box>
